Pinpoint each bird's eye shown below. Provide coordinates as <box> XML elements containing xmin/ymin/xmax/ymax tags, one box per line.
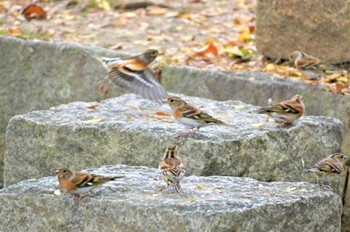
<box><xmin>170</xmin><ymin>99</ymin><xmax>174</xmax><ymax>102</ymax></box>
<box><xmin>63</xmin><ymin>170</ymin><xmax>67</xmax><ymax>173</ymax></box>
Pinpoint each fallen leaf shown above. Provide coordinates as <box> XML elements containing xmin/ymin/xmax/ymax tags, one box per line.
<box><xmin>83</xmin><ymin>118</ymin><xmax>103</xmax><ymax>123</ymax></box>
<box><xmin>216</xmin><ymin>114</ymin><xmax>230</xmax><ymax>120</ymax></box>
<box><xmin>215</xmin><ymin>188</ymin><xmax>224</xmax><ymax>193</ymax></box>
<box><xmin>142</xmin><ymin>116</ymin><xmax>174</xmax><ymax>123</ymax></box>
<box><xmin>153</xmin><ymin>111</ymin><xmax>171</xmax><ymax>116</ymax></box>
<box><xmin>232</xmin><ymin>105</ymin><xmax>245</xmax><ymax>110</ymax></box>
<box><xmin>287</xmin><ymin>187</ymin><xmax>297</xmax><ymax>191</ymax></box>
<box><xmin>7</xmin><ymin>27</ymin><xmax>22</xmax><ymax>36</ymax></box>
<box><xmin>265</xmin><ymin>63</ymin><xmax>275</xmax><ymax>71</ymax></box>
<box><xmin>22</xmin><ymin>4</ymin><xmax>47</xmax><ymax>21</ymax></box>
<box><xmin>248</xmin><ymin>23</ymin><xmax>255</xmax><ymax>33</ymax></box>
<box><xmin>125</xmin><ymin>115</ymin><xmax>133</xmax><ymax>120</ymax></box>
<box><xmin>147</xmin><ymin>6</ymin><xmax>167</xmax><ymax>15</ymax></box>
<box><xmin>238</xmin><ymin>32</ymin><xmax>251</xmax><ymax>42</ymax></box>
<box><xmin>195</xmin><ymin>185</ymin><xmax>205</xmax><ymax>190</ymax></box>
<box><xmin>261</xmin><ymin>192</ymin><xmax>274</xmax><ymax>197</ymax></box>
<box><xmin>240</xmin><ymin>193</ymin><xmax>253</xmax><ymax>198</ymax></box>
<box><xmin>194</xmin><ymin>38</ymin><xmax>218</xmax><ymax>56</ymax></box>
<box><xmin>250</xmin><ymin>122</ymin><xmax>266</xmax><ymax>128</ymax></box>
<box><xmin>87</xmin><ymin>104</ymin><xmax>98</xmax><ymax>109</ymax></box>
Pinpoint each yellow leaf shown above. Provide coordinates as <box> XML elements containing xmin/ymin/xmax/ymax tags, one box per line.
<box><xmin>337</xmin><ymin>76</ymin><xmax>349</xmax><ymax>84</ymax></box>
<box><xmin>215</xmin><ymin>189</ymin><xmax>224</xmax><ymax>193</ymax></box>
<box><xmin>251</xmin><ymin>122</ymin><xmax>266</xmax><ymax>128</ymax></box>
<box><xmin>195</xmin><ymin>185</ymin><xmax>205</xmax><ymax>190</ymax></box>
<box><xmin>83</xmin><ymin>118</ymin><xmax>103</xmax><ymax>123</ymax></box>
<box><xmin>238</xmin><ymin>32</ymin><xmax>251</xmax><ymax>42</ymax></box>
<box><xmin>287</xmin><ymin>187</ymin><xmax>297</xmax><ymax>191</ymax></box>
<box><xmin>265</xmin><ymin>63</ymin><xmax>275</xmax><ymax>71</ymax></box>
<box><xmin>216</xmin><ymin>114</ymin><xmax>230</xmax><ymax>119</ymax></box>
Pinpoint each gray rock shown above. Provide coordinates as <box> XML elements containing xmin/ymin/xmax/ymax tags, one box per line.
<box><xmin>162</xmin><ymin>65</ymin><xmax>350</xmax><ymax>158</ymax></box>
<box><xmin>0</xmin><ymin>36</ymin><xmax>128</xmax><ymax>182</ymax></box>
<box><xmin>0</xmin><ymin>165</ymin><xmax>342</xmax><ymax>232</ymax></box>
<box><xmin>5</xmin><ymin>94</ymin><xmax>342</xmax><ymax>186</ymax></box>
<box><xmin>256</xmin><ymin>0</ymin><xmax>350</xmax><ymax>63</ymax></box>
<box><xmin>161</xmin><ymin>66</ymin><xmax>350</xmax><ymax>232</ymax></box>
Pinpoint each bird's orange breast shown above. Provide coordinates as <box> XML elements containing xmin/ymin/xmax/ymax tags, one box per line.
<box><xmin>58</xmin><ymin>178</ymin><xmax>77</xmax><ymax>191</ymax></box>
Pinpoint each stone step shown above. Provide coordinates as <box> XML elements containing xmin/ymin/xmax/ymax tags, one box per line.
<box><xmin>5</xmin><ymin>94</ymin><xmax>342</xmax><ymax>186</ymax></box>
<box><xmin>0</xmin><ymin>165</ymin><xmax>342</xmax><ymax>232</ymax></box>
<box><xmin>0</xmin><ymin>35</ymin><xmax>128</xmax><ymax>182</ymax></box>
<box><xmin>161</xmin><ymin>65</ymin><xmax>350</xmax><ymax>164</ymax></box>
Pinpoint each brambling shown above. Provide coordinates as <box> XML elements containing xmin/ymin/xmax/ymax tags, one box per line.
<box><xmin>55</xmin><ymin>167</ymin><xmax>125</xmax><ymax>200</ymax></box>
<box><xmin>305</xmin><ymin>153</ymin><xmax>348</xmax><ymax>185</ymax></box>
<box><xmin>288</xmin><ymin>50</ymin><xmax>337</xmax><ymax>78</ymax></box>
<box><xmin>159</xmin><ymin>145</ymin><xmax>185</xmax><ymax>193</ymax></box>
<box><xmin>165</xmin><ymin>96</ymin><xmax>233</xmax><ymax>132</ymax></box>
<box><xmin>95</xmin><ymin>49</ymin><xmax>169</xmax><ymax>103</ymax></box>
<box><xmin>257</xmin><ymin>94</ymin><xmax>305</xmax><ymax>126</ymax></box>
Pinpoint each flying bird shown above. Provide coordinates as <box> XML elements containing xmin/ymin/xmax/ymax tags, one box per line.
<box><xmin>93</xmin><ymin>49</ymin><xmax>169</xmax><ymax>103</ymax></box>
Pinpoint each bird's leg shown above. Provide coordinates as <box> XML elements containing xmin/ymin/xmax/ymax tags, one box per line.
<box><xmin>74</xmin><ymin>193</ymin><xmax>90</xmax><ymax>202</ymax></box>
<box><xmin>98</xmin><ymin>76</ymin><xmax>110</xmax><ymax>99</ymax></box>
<box><xmin>176</xmin><ymin>127</ymin><xmax>197</xmax><ymax>138</ymax></box>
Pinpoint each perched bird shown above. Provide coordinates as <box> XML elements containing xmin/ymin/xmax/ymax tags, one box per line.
<box><xmin>257</xmin><ymin>95</ymin><xmax>305</xmax><ymax>126</ymax></box>
<box><xmin>94</xmin><ymin>49</ymin><xmax>169</xmax><ymax>103</ymax></box>
<box><xmin>305</xmin><ymin>153</ymin><xmax>348</xmax><ymax>185</ymax></box>
<box><xmin>165</xmin><ymin>96</ymin><xmax>232</xmax><ymax>132</ymax></box>
<box><xmin>288</xmin><ymin>50</ymin><xmax>337</xmax><ymax>78</ymax></box>
<box><xmin>159</xmin><ymin>145</ymin><xmax>185</xmax><ymax>193</ymax></box>
<box><xmin>55</xmin><ymin>167</ymin><xmax>125</xmax><ymax>200</ymax></box>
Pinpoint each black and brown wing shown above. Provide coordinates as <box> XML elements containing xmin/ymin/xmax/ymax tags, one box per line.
<box><xmin>107</xmin><ymin>61</ymin><xmax>169</xmax><ymax>103</ymax></box>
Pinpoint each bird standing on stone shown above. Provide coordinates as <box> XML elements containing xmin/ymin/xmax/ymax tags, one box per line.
<box><xmin>165</xmin><ymin>96</ymin><xmax>233</xmax><ymax>134</ymax></box>
<box><xmin>304</xmin><ymin>153</ymin><xmax>348</xmax><ymax>186</ymax></box>
<box><xmin>257</xmin><ymin>94</ymin><xmax>305</xmax><ymax>126</ymax></box>
<box><xmin>94</xmin><ymin>49</ymin><xmax>169</xmax><ymax>103</ymax></box>
<box><xmin>55</xmin><ymin>167</ymin><xmax>125</xmax><ymax>200</ymax></box>
<box><xmin>288</xmin><ymin>50</ymin><xmax>337</xmax><ymax>78</ymax></box>
<box><xmin>159</xmin><ymin>145</ymin><xmax>185</xmax><ymax>193</ymax></box>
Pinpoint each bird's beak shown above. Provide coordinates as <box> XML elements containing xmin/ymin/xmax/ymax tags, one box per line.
<box><xmin>162</xmin><ymin>99</ymin><xmax>167</xmax><ymax>104</ymax></box>
<box><xmin>54</xmin><ymin>170</ymin><xmax>59</xmax><ymax>175</ymax></box>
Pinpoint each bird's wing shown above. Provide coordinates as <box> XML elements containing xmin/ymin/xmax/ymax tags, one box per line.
<box><xmin>297</xmin><ymin>55</ymin><xmax>321</xmax><ymax>69</ymax></box>
<box><xmin>72</xmin><ymin>172</ymin><xmax>111</xmax><ymax>188</ymax></box>
<box><xmin>317</xmin><ymin>159</ymin><xmax>343</xmax><ymax>174</ymax></box>
<box><xmin>259</xmin><ymin>100</ymin><xmax>303</xmax><ymax>114</ymax></box>
<box><xmin>160</xmin><ymin>159</ymin><xmax>185</xmax><ymax>181</ymax></box>
<box><xmin>107</xmin><ymin>61</ymin><xmax>169</xmax><ymax>103</ymax></box>
<box><xmin>180</xmin><ymin>105</ymin><xmax>223</xmax><ymax>124</ymax></box>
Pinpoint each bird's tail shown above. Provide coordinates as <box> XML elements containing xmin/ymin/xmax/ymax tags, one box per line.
<box><xmin>109</xmin><ymin>175</ymin><xmax>126</xmax><ymax>181</ymax></box>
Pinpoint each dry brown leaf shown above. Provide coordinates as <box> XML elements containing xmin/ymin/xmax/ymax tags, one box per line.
<box><xmin>153</xmin><ymin>111</ymin><xmax>171</xmax><ymax>116</ymax></box>
<box><xmin>240</xmin><ymin>193</ymin><xmax>253</xmax><ymax>198</ymax></box>
<box><xmin>22</xmin><ymin>4</ymin><xmax>47</xmax><ymax>21</ymax></box>
<box><xmin>142</xmin><ymin>116</ymin><xmax>174</xmax><ymax>123</ymax></box>
<box><xmin>7</xmin><ymin>27</ymin><xmax>22</xmax><ymax>36</ymax></box>
<box><xmin>194</xmin><ymin>38</ymin><xmax>218</xmax><ymax>57</ymax></box>
<box><xmin>195</xmin><ymin>185</ymin><xmax>205</xmax><ymax>190</ymax></box>
<box><xmin>87</xmin><ymin>104</ymin><xmax>98</xmax><ymax>109</ymax></box>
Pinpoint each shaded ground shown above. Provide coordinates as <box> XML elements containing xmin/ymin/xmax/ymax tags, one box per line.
<box><xmin>1</xmin><ymin>0</ymin><xmax>349</xmax><ymax>94</ymax></box>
